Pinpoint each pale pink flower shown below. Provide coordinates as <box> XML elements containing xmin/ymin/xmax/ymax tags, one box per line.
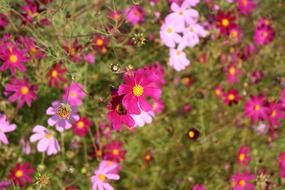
<box><xmin>160</xmin><ymin>20</ymin><xmax>184</xmax><ymax>48</ymax></box>
<box><xmin>169</xmin><ymin>48</ymin><xmax>190</xmax><ymax>71</ymax></box>
<box><xmin>0</xmin><ymin>114</ymin><xmax>16</xmax><ymax>145</ymax></box>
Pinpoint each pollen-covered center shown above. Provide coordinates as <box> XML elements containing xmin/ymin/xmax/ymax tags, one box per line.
<box><xmin>56</xmin><ymin>104</ymin><xmax>72</xmax><ymax>119</ymax></box>
<box><xmin>222</xmin><ymin>19</ymin><xmax>229</xmax><ymax>27</ymax></box>
<box><xmin>9</xmin><ymin>54</ymin><xmax>18</xmax><ymax>63</ymax></box>
<box><xmin>51</xmin><ymin>70</ymin><xmax>58</xmax><ymax>78</ymax></box>
<box><xmin>70</xmin><ymin>91</ymin><xmax>77</xmax><ymax>98</ymax></box>
<box><xmin>15</xmin><ymin>170</ymin><xmax>23</xmax><ymax>178</ymax></box>
<box><xmin>98</xmin><ymin>174</ymin><xmax>106</xmax><ymax>181</ymax></box>
<box><xmin>113</xmin><ymin>149</ymin><xmax>119</xmax><ymax>156</ymax></box>
<box><xmin>21</xmin><ymin>86</ymin><xmax>29</xmax><ymax>95</ymax></box>
<box><xmin>133</xmin><ymin>85</ymin><xmax>144</xmax><ymax>97</ymax></box>
<box><xmin>77</xmin><ymin>121</ymin><xmax>84</xmax><ymax>129</ymax></box>
<box><xmin>239</xmin><ymin>179</ymin><xmax>246</xmax><ymax>187</ymax></box>
<box><xmin>228</xmin><ymin>94</ymin><xmax>235</xmax><ymax>101</ymax></box>
<box><xmin>96</xmin><ymin>39</ymin><xmax>104</xmax><ymax>46</ymax></box>
<box><xmin>229</xmin><ymin>67</ymin><xmax>236</xmax><ymax>75</ymax></box>
<box><xmin>188</xmin><ymin>131</ymin><xmax>195</xmax><ymax>138</ymax></box>
<box><xmin>254</xmin><ymin>104</ymin><xmax>260</xmax><ymax>111</ymax></box>
<box><xmin>271</xmin><ymin>110</ymin><xmax>277</xmax><ymax>117</ymax></box>
<box><xmin>167</xmin><ymin>27</ymin><xmax>173</xmax><ymax>33</ymax></box>
<box><xmin>239</xmin><ymin>153</ymin><xmax>245</xmax><ymax>161</ymax></box>
<box><xmin>45</xmin><ymin>133</ymin><xmax>52</xmax><ymax>139</ymax></box>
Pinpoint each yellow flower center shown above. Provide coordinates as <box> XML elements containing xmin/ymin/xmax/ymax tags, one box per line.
<box><xmin>15</xmin><ymin>170</ymin><xmax>23</xmax><ymax>178</ymax></box>
<box><xmin>231</xmin><ymin>30</ymin><xmax>238</xmax><ymax>38</ymax></box>
<box><xmin>188</xmin><ymin>131</ymin><xmax>195</xmax><ymax>138</ymax></box>
<box><xmin>96</xmin><ymin>149</ymin><xmax>102</xmax><ymax>157</ymax></box>
<box><xmin>98</xmin><ymin>174</ymin><xmax>106</xmax><ymax>181</ymax></box>
<box><xmin>9</xmin><ymin>54</ymin><xmax>18</xmax><ymax>63</ymax></box>
<box><xmin>215</xmin><ymin>89</ymin><xmax>221</xmax><ymax>96</ymax></box>
<box><xmin>96</xmin><ymin>39</ymin><xmax>104</xmax><ymax>46</ymax></box>
<box><xmin>228</xmin><ymin>94</ymin><xmax>235</xmax><ymax>101</ymax></box>
<box><xmin>254</xmin><ymin>105</ymin><xmax>260</xmax><ymax>111</ymax></box>
<box><xmin>222</xmin><ymin>19</ymin><xmax>229</xmax><ymax>27</ymax></box>
<box><xmin>239</xmin><ymin>180</ymin><xmax>246</xmax><ymax>186</ymax></box>
<box><xmin>56</xmin><ymin>104</ymin><xmax>72</xmax><ymax>119</ymax></box>
<box><xmin>51</xmin><ymin>70</ymin><xmax>58</xmax><ymax>78</ymax></box>
<box><xmin>77</xmin><ymin>121</ymin><xmax>84</xmax><ymax>129</ymax></box>
<box><xmin>69</xmin><ymin>48</ymin><xmax>75</xmax><ymax>55</ymax></box>
<box><xmin>70</xmin><ymin>91</ymin><xmax>77</xmax><ymax>98</ymax></box>
<box><xmin>167</xmin><ymin>27</ymin><xmax>173</xmax><ymax>33</ymax></box>
<box><xmin>21</xmin><ymin>86</ymin><xmax>29</xmax><ymax>95</ymax></box>
<box><xmin>179</xmin><ymin>11</ymin><xmax>184</xmax><ymax>16</ymax></box>
<box><xmin>239</xmin><ymin>153</ymin><xmax>245</xmax><ymax>161</ymax></box>
<box><xmin>271</xmin><ymin>110</ymin><xmax>277</xmax><ymax>117</ymax></box>
<box><xmin>113</xmin><ymin>149</ymin><xmax>119</xmax><ymax>156</ymax></box>
<box><xmin>262</xmin><ymin>31</ymin><xmax>268</xmax><ymax>38</ymax></box>
<box><xmin>145</xmin><ymin>154</ymin><xmax>151</xmax><ymax>161</ymax></box>
<box><xmin>229</xmin><ymin>67</ymin><xmax>236</xmax><ymax>75</ymax></box>
<box><xmin>133</xmin><ymin>85</ymin><xmax>144</xmax><ymax>97</ymax></box>
<box><xmin>45</xmin><ymin>133</ymin><xmax>52</xmax><ymax>139</ymax></box>
<box><xmin>242</xmin><ymin>0</ymin><xmax>248</xmax><ymax>6</ymax></box>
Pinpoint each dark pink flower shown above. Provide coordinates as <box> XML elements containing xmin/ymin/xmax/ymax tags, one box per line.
<box><xmin>230</xmin><ymin>171</ymin><xmax>255</xmax><ymax>190</ymax></box>
<box><xmin>72</xmin><ymin>117</ymin><xmax>92</xmax><ymax>137</ymax></box>
<box><xmin>237</xmin><ymin>0</ymin><xmax>256</xmax><ymax>14</ymax></box>
<box><xmin>107</xmin><ymin>93</ymin><xmax>135</xmax><ymax>131</ymax></box>
<box><xmin>223</xmin><ymin>89</ymin><xmax>241</xmax><ymax>106</ymax></box>
<box><xmin>108</xmin><ymin>10</ymin><xmax>122</xmax><ymax>21</ymax></box>
<box><xmin>118</xmin><ymin>70</ymin><xmax>162</xmax><ymax>114</ymax></box>
<box><xmin>193</xmin><ymin>184</ymin><xmax>206</xmax><ymax>190</ymax></box>
<box><xmin>8</xmin><ymin>162</ymin><xmax>34</xmax><ymax>187</ymax></box>
<box><xmin>250</xmin><ymin>70</ymin><xmax>264</xmax><ymax>84</ymax></box>
<box><xmin>92</xmin><ymin>34</ymin><xmax>108</xmax><ymax>54</ymax></box>
<box><xmin>215</xmin><ymin>11</ymin><xmax>236</xmax><ymax>35</ymax></box>
<box><xmin>226</xmin><ymin>64</ymin><xmax>241</xmax><ymax>84</ymax></box>
<box><xmin>267</xmin><ymin>102</ymin><xmax>284</xmax><ymax>128</ymax></box>
<box><xmin>214</xmin><ymin>85</ymin><xmax>224</xmax><ymax>98</ymax></box>
<box><xmin>21</xmin><ymin>0</ymin><xmax>39</xmax><ymax>23</ymax></box>
<box><xmin>4</xmin><ymin>77</ymin><xmax>38</xmax><ymax>109</ymax></box>
<box><xmin>0</xmin><ymin>44</ymin><xmax>28</xmax><ymax>74</ymax></box>
<box><xmin>229</xmin><ymin>25</ymin><xmax>243</xmax><ymax>42</ymax></box>
<box><xmin>0</xmin><ymin>13</ymin><xmax>9</xmax><ymax>29</ymax></box>
<box><xmin>19</xmin><ymin>36</ymin><xmax>45</xmax><ymax>59</ymax></box>
<box><xmin>103</xmin><ymin>141</ymin><xmax>126</xmax><ymax>163</ymax></box>
<box><xmin>47</xmin><ymin>63</ymin><xmax>67</xmax><ymax>88</ymax></box>
<box><xmin>237</xmin><ymin>146</ymin><xmax>251</xmax><ymax>166</ymax></box>
<box><xmin>124</xmin><ymin>5</ymin><xmax>145</xmax><ymax>26</ymax></box>
<box><xmin>254</xmin><ymin>19</ymin><xmax>275</xmax><ymax>46</ymax></box>
<box><xmin>244</xmin><ymin>95</ymin><xmax>269</xmax><ymax>123</ymax></box>
<box><xmin>62</xmin><ymin>40</ymin><xmax>83</xmax><ymax>63</ymax></box>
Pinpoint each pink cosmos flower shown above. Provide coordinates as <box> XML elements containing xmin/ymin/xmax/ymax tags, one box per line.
<box><xmin>46</xmin><ymin>101</ymin><xmax>79</xmax><ymax>132</ymax></box>
<box><xmin>4</xmin><ymin>77</ymin><xmax>38</xmax><ymax>109</ymax></box>
<box><xmin>131</xmin><ymin>109</ymin><xmax>154</xmax><ymax>127</ymax></box>
<box><xmin>0</xmin><ymin>44</ymin><xmax>28</xmax><ymax>74</ymax></box>
<box><xmin>160</xmin><ymin>19</ymin><xmax>184</xmax><ymax>48</ymax></box>
<box><xmin>108</xmin><ymin>10</ymin><xmax>121</xmax><ymax>22</ymax></box>
<box><xmin>90</xmin><ymin>160</ymin><xmax>120</xmax><ymax>190</ymax></box>
<box><xmin>165</xmin><ymin>2</ymin><xmax>199</xmax><ymax>26</ymax></box>
<box><xmin>63</xmin><ymin>82</ymin><xmax>86</xmax><ymax>106</ymax></box>
<box><xmin>21</xmin><ymin>0</ymin><xmax>39</xmax><ymax>23</ymax></box>
<box><xmin>103</xmin><ymin>141</ymin><xmax>126</xmax><ymax>163</ymax></box>
<box><xmin>72</xmin><ymin>117</ymin><xmax>92</xmax><ymax>137</ymax></box>
<box><xmin>169</xmin><ymin>48</ymin><xmax>190</xmax><ymax>71</ymax></box>
<box><xmin>118</xmin><ymin>70</ymin><xmax>162</xmax><ymax>114</ymax></box>
<box><xmin>178</xmin><ymin>23</ymin><xmax>207</xmax><ymax>49</ymax></box>
<box><xmin>193</xmin><ymin>184</ymin><xmax>206</xmax><ymax>190</ymax></box>
<box><xmin>229</xmin><ymin>25</ymin><xmax>243</xmax><ymax>42</ymax></box>
<box><xmin>244</xmin><ymin>95</ymin><xmax>269</xmax><ymax>123</ymax></box>
<box><xmin>142</xmin><ymin>62</ymin><xmax>166</xmax><ymax>87</ymax></box>
<box><xmin>47</xmin><ymin>63</ymin><xmax>67</xmax><ymax>89</ymax></box>
<box><xmin>230</xmin><ymin>171</ymin><xmax>255</xmax><ymax>190</ymax></box>
<box><xmin>8</xmin><ymin>162</ymin><xmax>34</xmax><ymax>187</ymax></box>
<box><xmin>237</xmin><ymin>146</ymin><xmax>251</xmax><ymax>166</ymax></box>
<box><xmin>226</xmin><ymin>63</ymin><xmax>241</xmax><ymax>84</ymax></box>
<box><xmin>84</xmin><ymin>53</ymin><xmax>96</xmax><ymax>64</ymax></box>
<box><xmin>30</xmin><ymin>125</ymin><xmax>60</xmax><ymax>155</ymax></box>
<box><xmin>0</xmin><ymin>114</ymin><xmax>16</xmax><ymax>145</ymax></box>
<box><xmin>254</xmin><ymin>21</ymin><xmax>275</xmax><ymax>46</ymax></box>
<box><xmin>223</xmin><ymin>89</ymin><xmax>241</xmax><ymax>106</ymax></box>
<box><xmin>99</xmin><ymin>123</ymin><xmax>114</xmax><ymax>138</ymax></box>
<box><xmin>214</xmin><ymin>85</ymin><xmax>224</xmax><ymax>98</ymax></box>
<box><xmin>252</xmin><ymin>122</ymin><xmax>268</xmax><ymax>135</ymax></box>
<box><xmin>107</xmin><ymin>93</ymin><xmax>135</xmax><ymax>131</ymax></box>
<box><xmin>237</xmin><ymin>0</ymin><xmax>256</xmax><ymax>15</ymax></box>
<box><xmin>0</xmin><ymin>180</ymin><xmax>10</xmax><ymax>190</ymax></box>
<box><xmin>267</xmin><ymin>102</ymin><xmax>284</xmax><ymax>128</ymax></box>
<box><xmin>20</xmin><ymin>139</ymin><xmax>31</xmax><ymax>155</ymax></box>
<box><xmin>19</xmin><ymin>36</ymin><xmax>45</xmax><ymax>59</ymax></box>
<box><xmin>124</xmin><ymin>5</ymin><xmax>145</xmax><ymax>26</ymax></box>
<box><xmin>62</xmin><ymin>40</ymin><xmax>83</xmax><ymax>63</ymax></box>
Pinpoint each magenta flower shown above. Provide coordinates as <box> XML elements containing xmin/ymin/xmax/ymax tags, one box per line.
<box><xmin>90</xmin><ymin>160</ymin><xmax>120</xmax><ymax>190</ymax></box>
<box><xmin>237</xmin><ymin>0</ymin><xmax>256</xmax><ymax>14</ymax></box>
<box><xmin>30</xmin><ymin>125</ymin><xmax>60</xmax><ymax>155</ymax></box>
<box><xmin>4</xmin><ymin>77</ymin><xmax>38</xmax><ymax>109</ymax></box>
<box><xmin>46</xmin><ymin>101</ymin><xmax>79</xmax><ymax>132</ymax></box>
<box><xmin>63</xmin><ymin>82</ymin><xmax>86</xmax><ymax>106</ymax></box>
<box><xmin>72</xmin><ymin>117</ymin><xmax>92</xmax><ymax>137</ymax></box>
<box><xmin>223</xmin><ymin>89</ymin><xmax>241</xmax><ymax>106</ymax></box>
<box><xmin>237</xmin><ymin>146</ymin><xmax>251</xmax><ymax>166</ymax></box>
<box><xmin>0</xmin><ymin>13</ymin><xmax>9</xmax><ymax>29</ymax></box>
<box><xmin>0</xmin><ymin>114</ymin><xmax>16</xmax><ymax>145</ymax></box>
<box><xmin>124</xmin><ymin>5</ymin><xmax>145</xmax><ymax>26</ymax></box>
<box><xmin>0</xmin><ymin>45</ymin><xmax>28</xmax><ymax>74</ymax></box>
<box><xmin>142</xmin><ymin>62</ymin><xmax>166</xmax><ymax>87</ymax></box>
<box><xmin>193</xmin><ymin>184</ymin><xmax>206</xmax><ymax>190</ymax></box>
<box><xmin>230</xmin><ymin>171</ymin><xmax>255</xmax><ymax>190</ymax></box>
<box><xmin>103</xmin><ymin>141</ymin><xmax>126</xmax><ymax>163</ymax></box>
<box><xmin>152</xmin><ymin>99</ymin><xmax>164</xmax><ymax>114</ymax></box>
<box><xmin>169</xmin><ymin>48</ymin><xmax>190</xmax><ymax>71</ymax></box>
<box><xmin>244</xmin><ymin>95</ymin><xmax>269</xmax><ymax>123</ymax></box>
<box><xmin>19</xmin><ymin>36</ymin><xmax>45</xmax><ymax>59</ymax></box>
<box><xmin>108</xmin><ymin>10</ymin><xmax>121</xmax><ymax>21</ymax></box>
<box><xmin>107</xmin><ymin>93</ymin><xmax>135</xmax><ymax>131</ymax></box>
<box><xmin>178</xmin><ymin>23</ymin><xmax>207</xmax><ymax>49</ymax></box>
<box><xmin>229</xmin><ymin>25</ymin><xmax>243</xmax><ymax>42</ymax></box>
<box><xmin>21</xmin><ymin>1</ymin><xmax>39</xmax><ymax>23</ymax></box>
<box><xmin>118</xmin><ymin>70</ymin><xmax>162</xmax><ymax>114</ymax></box>
<box><xmin>226</xmin><ymin>64</ymin><xmax>241</xmax><ymax>84</ymax></box>
<box><xmin>0</xmin><ymin>180</ymin><xmax>10</xmax><ymax>190</ymax></box>
<box><xmin>8</xmin><ymin>162</ymin><xmax>34</xmax><ymax>187</ymax></box>
<box><xmin>160</xmin><ymin>19</ymin><xmax>184</xmax><ymax>48</ymax></box>
<box><xmin>84</xmin><ymin>53</ymin><xmax>96</xmax><ymax>64</ymax></box>
<box><xmin>267</xmin><ymin>102</ymin><xmax>284</xmax><ymax>128</ymax></box>
<box><xmin>254</xmin><ymin>20</ymin><xmax>275</xmax><ymax>46</ymax></box>
<box><xmin>166</xmin><ymin>2</ymin><xmax>199</xmax><ymax>26</ymax></box>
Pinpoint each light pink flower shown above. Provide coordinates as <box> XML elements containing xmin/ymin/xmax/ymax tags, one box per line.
<box><xmin>63</xmin><ymin>82</ymin><xmax>86</xmax><ymax>106</ymax></box>
<box><xmin>30</xmin><ymin>125</ymin><xmax>60</xmax><ymax>155</ymax></box>
<box><xmin>0</xmin><ymin>114</ymin><xmax>16</xmax><ymax>145</ymax></box>
<box><xmin>169</xmin><ymin>48</ymin><xmax>190</xmax><ymax>71</ymax></box>
<box><xmin>160</xmin><ymin>20</ymin><xmax>184</xmax><ymax>48</ymax></box>
<box><xmin>131</xmin><ymin>109</ymin><xmax>154</xmax><ymax>127</ymax></box>
<box><xmin>90</xmin><ymin>160</ymin><xmax>120</xmax><ymax>190</ymax></box>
